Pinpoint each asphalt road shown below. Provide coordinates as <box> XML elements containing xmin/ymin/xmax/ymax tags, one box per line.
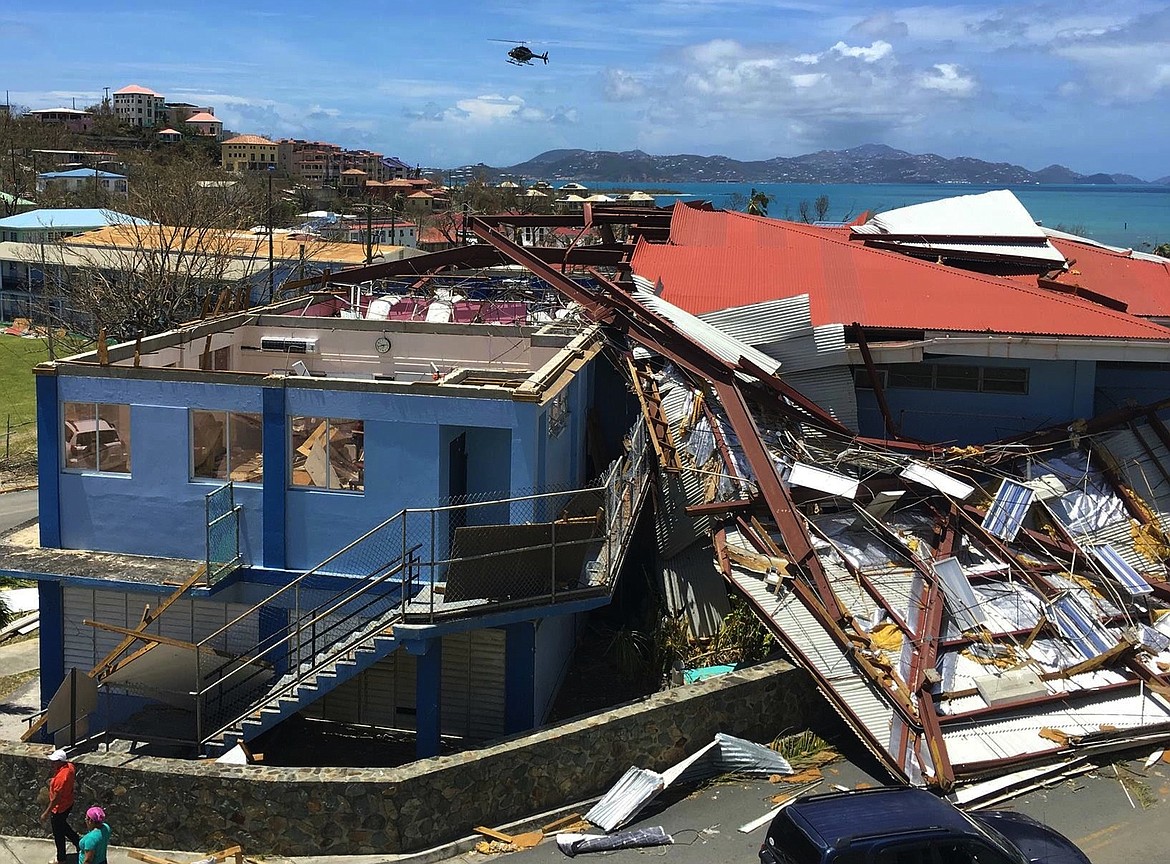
<box><xmin>0</xmin><ymin>489</ymin><xmax>37</xmax><ymax>535</ymax></box>
<box><xmin>445</xmin><ymin>749</ymin><xmax>1170</xmax><ymax>864</ymax></box>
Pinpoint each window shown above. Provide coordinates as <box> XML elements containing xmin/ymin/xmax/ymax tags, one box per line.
<box><xmin>290</xmin><ymin>416</ymin><xmax>364</xmax><ymax>491</ymax></box>
<box><xmin>62</xmin><ymin>402</ymin><xmax>131</xmax><ymax>473</ymax></box>
<box><xmin>548</xmin><ymin>390</ymin><xmax>569</xmax><ymax>437</ymax></box>
<box><xmin>881</xmin><ymin>364</ymin><xmax>1029</xmax><ymax>395</ymax></box>
<box><xmin>888</xmin><ymin>365</ymin><xmax>934</xmax><ymax>389</ymax></box>
<box><xmin>192</xmin><ymin>411</ymin><xmax>263</xmax><ymax>482</ymax></box>
<box><xmin>980</xmin><ymin>366</ymin><xmax>1029</xmax><ymax>394</ymax></box>
<box><xmin>852</xmin><ymin>368</ymin><xmax>888</xmax><ymax>389</ymax></box>
<box><xmin>934</xmin><ymin>364</ymin><xmax>980</xmax><ymax>392</ymax></box>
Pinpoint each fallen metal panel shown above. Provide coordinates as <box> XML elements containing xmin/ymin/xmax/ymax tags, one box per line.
<box><xmin>981</xmin><ymin>480</ymin><xmax>1035</xmax><ymax>541</ymax></box>
<box><xmin>788</xmin><ymin>462</ymin><xmax>859</xmax><ymax>499</ymax></box>
<box><xmin>1090</xmin><ymin>543</ymin><xmax>1155</xmax><ymax>597</ymax></box>
<box><xmin>933</xmin><ymin>556</ymin><xmax>988</xmax><ymax>633</ymax></box>
<box><xmin>584</xmin><ymin>733</ymin><xmax>792</xmax><ymax>832</ymax></box>
<box><xmin>657</xmin><ymin>542</ymin><xmax>731</xmax><ymax>640</ymax></box>
<box><xmin>557</xmin><ymin>826</ymin><xmax>672</xmax><ymax>856</ymax></box>
<box><xmin>584</xmin><ymin>766</ymin><xmax>664</xmax><ymax>832</ymax></box>
<box><xmin>944</xmin><ymin>691</ymin><xmax>1170</xmax><ymax>769</ymax></box>
<box><xmin>900</xmin><ymin>461</ymin><xmax>975</xmax><ymax>500</ymax></box>
<box><xmin>784</xmin><ymin>367</ymin><xmax>860</xmax><ymax>432</ymax></box>
<box><xmin>1047</xmin><ymin>593</ymin><xmax>1119</xmax><ymax>660</ymax></box>
<box><xmin>632</xmin><ymin>280</ymin><xmax>782</xmax><ymax>376</ymax></box>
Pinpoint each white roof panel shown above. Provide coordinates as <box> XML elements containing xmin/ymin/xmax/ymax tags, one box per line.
<box><xmin>865</xmin><ymin>190</ymin><xmax>1047</xmax><ymax>239</ymax></box>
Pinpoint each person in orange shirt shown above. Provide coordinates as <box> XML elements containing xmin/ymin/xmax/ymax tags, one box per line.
<box><xmin>41</xmin><ymin>749</ymin><xmax>80</xmax><ymax>864</ymax></box>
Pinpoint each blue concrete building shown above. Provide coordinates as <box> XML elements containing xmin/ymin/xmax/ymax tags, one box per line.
<box><xmin>7</xmin><ymin>293</ymin><xmax>649</xmax><ymax>758</ymax></box>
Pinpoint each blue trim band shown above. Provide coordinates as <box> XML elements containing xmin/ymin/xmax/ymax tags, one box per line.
<box><xmin>262</xmin><ymin>385</ymin><xmax>287</xmax><ymax>569</ymax></box>
<box><xmin>36</xmin><ymin>373</ymin><xmax>61</xmax><ymax>548</ymax></box>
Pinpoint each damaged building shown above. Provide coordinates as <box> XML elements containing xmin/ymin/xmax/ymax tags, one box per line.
<box><xmin>9</xmin><ymin>190</ymin><xmax>1170</xmax><ymax>796</ymax></box>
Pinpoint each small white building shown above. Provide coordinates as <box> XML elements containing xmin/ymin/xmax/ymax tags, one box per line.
<box><xmin>37</xmin><ymin>169</ymin><xmax>129</xmax><ymax>195</ymax></box>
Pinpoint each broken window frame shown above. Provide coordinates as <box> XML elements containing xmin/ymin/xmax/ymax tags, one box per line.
<box><xmin>61</xmin><ymin>402</ymin><xmax>131</xmax><ymax>475</ymax></box>
<box><xmin>190</xmin><ymin>410</ymin><xmax>263</xmax><ymax>483</ymax></box>
<box><xmin>548</xmin><ymin>389</ymin><xmax>569</xmax><ymax>438</ymax></box>
<box><xmin>289</xmin><ymin>415</ymin><xmax>365</xmax><ymax>493</ymax></box>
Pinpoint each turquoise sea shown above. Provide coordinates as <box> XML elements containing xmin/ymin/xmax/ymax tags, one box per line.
<box><xmin>633</xmin><ymin>183</ymin><xmax>1170</xmax><ymax>251</ymax></box>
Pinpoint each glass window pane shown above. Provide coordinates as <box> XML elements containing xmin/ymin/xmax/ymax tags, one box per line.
<box><xmin>229</xmin><ymin>412</ymin><xmax>264</xmax><ymax>482</ymax></box>
<box><xmin>981</xmin><ymin>366</ymin><xmax>1029</xmax><ymax>394</ymax></box>
<box><xmin>192</xmin><ymin>410</ymin><xmax>228</xmax><ymax>478</ymax></box>
<box><xmin>329</xmin><ymin>419</ymin><xmax>364</xmax><ymax>491</ymax></box>
<box><xmin>934</xmin><ymin>364</ymin><xmax>980</xmax><ymax>392</ymax></box>
<box><xmin>95</xmin><ymin>404</ymin><xmax>130</xmax><ymax>473</ymax></box>
<box><xmin>888</xmin><ymin>365</ymin><xmax>933</xmax><ymax>389</ymax></box>
<box><xmin>63</xmin><ymin>402</ymin><xmax>98</xmax><ymax>470</ymax></box>
<box><xmin>291</xmin><ymin>416</ymin><xmax>328</xmax><ymax>487</ymax></box>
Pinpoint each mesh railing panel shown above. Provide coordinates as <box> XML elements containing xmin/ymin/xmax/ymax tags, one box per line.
<box><xmin>205</xmin><ymin>482</ymin><xmax>242</xmax><ymax>585</ymax></box>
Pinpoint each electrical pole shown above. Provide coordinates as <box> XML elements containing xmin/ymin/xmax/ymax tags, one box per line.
<box><xmin>266</xmin><ymin>166</ymin><xmax>274</xmax><ymax>302</ymax></box>
<box><xmin>365</xmin><ymin>199</ymin><xmax>373</xmax><ymax>265</ymax></box>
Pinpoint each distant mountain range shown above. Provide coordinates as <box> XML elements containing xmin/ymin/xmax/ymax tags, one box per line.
<box><xmin>446</xmin><ymin>144</ymin><xmax>1167</xmax><ymax>186</ymax></box>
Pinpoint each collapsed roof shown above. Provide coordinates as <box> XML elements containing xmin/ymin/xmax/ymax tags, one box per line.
<box><xmin>434</xmin><ymin>196</ymin><xmax>1170</xmax><ymax>792</ymax></box>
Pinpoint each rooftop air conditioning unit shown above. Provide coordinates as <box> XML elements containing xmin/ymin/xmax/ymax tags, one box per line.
<box><xmin>260</xmin><ymin>336</ymin><xmax>317</xmax><ymax>354</ymax></box>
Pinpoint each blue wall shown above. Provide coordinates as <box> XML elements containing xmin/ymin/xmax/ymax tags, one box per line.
<box><xmin>855</xmin><ymin>357</ymin><xmax>1096</xmax><ymax>444</ymax></box>
<box><xmin>1093</xmin><ymin>363</ymin><xmax>1170</xmax><ymax>415</ymax></box>
<box><xmin>48</xmin><ymin>367</ymin><xmax>597</xmax><ymax>575</ymax></box>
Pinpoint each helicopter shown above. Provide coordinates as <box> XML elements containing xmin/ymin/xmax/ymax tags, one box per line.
<box><xmin>490</xmin><ymin>40</ymin><xmax>549</xmax><ymax>66</ymax></box>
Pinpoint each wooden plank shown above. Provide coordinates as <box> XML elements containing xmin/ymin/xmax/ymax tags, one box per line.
<box><xmin>22</xmin><ymin>563</ymin><xmax>207</xmax><ymax>741</ymax></box>
<box><xmin>474</xmin><ymin>826</ymin><xmax>515</xmax><ymax>843</ymax></box>
<box><xmin>84</xmin><ymin>620</ymin><xmax>198</xmax><ymax>651</ymax></box>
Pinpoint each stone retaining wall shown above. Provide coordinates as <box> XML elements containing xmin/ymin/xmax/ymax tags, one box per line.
<box><xmin>0</xmin><ymin>659</ymin><xmax>826</xmax><ymax>856</ymax></box>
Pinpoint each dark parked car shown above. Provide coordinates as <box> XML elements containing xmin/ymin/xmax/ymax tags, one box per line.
<box><xmin>759</xmin><ymin>786</ymin><xmax>1090</xmax><ymax>864</ymax></box>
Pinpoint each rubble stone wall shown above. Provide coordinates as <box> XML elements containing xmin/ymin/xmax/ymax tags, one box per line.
<box><xmin>0</xmin><ymin>659</ymin><xmax>826</xmax><ymax>856</ymax></box>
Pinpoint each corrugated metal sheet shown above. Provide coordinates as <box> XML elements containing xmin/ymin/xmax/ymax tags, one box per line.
<box><xmin>1100</xmin><ymin>424</ymin><xmax>1170</xmax><ymax>527</ymax></box>
<box><xmin>698</xmin><ymin>295</ymin><xmax>815</xmax><ymax>345</ymax></box>
<box><xmin>727</xmin><ymin>562</ymin><xmax>897</xmax><ymax>764</ymax></box>
<box><xmin>585</xmin><ymin>766</ymin><xmax>663</xmax><ymax>831</ymax></box>
<box><xmin>943</xmin><ymin>691</ymin><xmax>1170</xmax><ymax>767</ymax></box>
<box><xmin>784</xmin><ymin>367</ymin><xmax>859</xmax><ymax>432</ymax></box>
<box><xmin>1046</xmin><ymin>234</ymin><xmax>1170</xmax><ymax>318</ymax></box>
<box><xmin>585</xmin><ymin>734</ymin><xmax>792</xmax><ymax>832</ymax></box>
<box><xmin>632</xmin><ymin>279</ymin><xmax>781</xmax><ymax>375</ymax></box>
<box><xmin>657</xmin><ymin>542</ymin><xmax>730</xmax><ymax>640</ymax></box>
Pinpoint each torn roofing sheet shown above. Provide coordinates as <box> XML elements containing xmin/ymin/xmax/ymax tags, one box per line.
<box><xmin>584</xmin><ymin>733</ymin><xmax>793</xmax><ymax>831</ymax></box>
<box><xmin>685</xmin><ymin>373</ymin><xmax>1170</xmax><ymax>790</ymax></box>
<box><xmin>463</xmin><ymin>211</ymin><xmax>1170</xmax><ymax>793</ymax></box>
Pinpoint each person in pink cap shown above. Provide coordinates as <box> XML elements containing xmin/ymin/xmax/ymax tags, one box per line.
<box><xmin>78</xmin><ymin>806</ymin><xmax>111</xmax><ymax>864</ymax></box>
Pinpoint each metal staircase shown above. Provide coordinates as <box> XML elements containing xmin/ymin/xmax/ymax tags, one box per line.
<box><xmin>190</xmin><ymin>419</ymin><xmax>653</xmax><ymax>756</ymax></box>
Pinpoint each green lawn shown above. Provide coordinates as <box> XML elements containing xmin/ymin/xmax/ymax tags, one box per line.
<box><xmin>0</xmin><ymin>333</ymin><xmax>50</xmax><ymax>465</ymax></box>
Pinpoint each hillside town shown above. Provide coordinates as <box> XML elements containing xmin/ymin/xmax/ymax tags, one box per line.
<box><xmin>2</xmin><ymin>67</ymin><xmax>1170</xmax><ymax>864</ymax></box>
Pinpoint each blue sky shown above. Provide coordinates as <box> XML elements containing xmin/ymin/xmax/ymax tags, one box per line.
<box><xmin>2</xmin><ymin>1</ymin><xmax>1167</xmax><ymax>178</ymax></box>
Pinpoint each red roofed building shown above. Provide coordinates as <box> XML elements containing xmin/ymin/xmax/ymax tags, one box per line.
<box><xmin>221</xmin><ymin>135</ymin><xmax>278</xmax><ymax>172</ymax></box>
<box><xmin>183</xmin><ymin>111</ymin><xmax>224</xmax><ymax>140</ymax></box>
<box><xmin>113</xmin><ymin>84</ymin><xmax>166</xmax><ymax>128</ymax></box>
<box><xmin>631</xmin><ymin>203</ymin><xmax>1170</xmax><ymax>443</ymax></box>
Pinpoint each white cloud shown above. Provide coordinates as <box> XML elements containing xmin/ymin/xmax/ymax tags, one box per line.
<box><xmin>602</xmin><ymin>69</ymin><xmax>647</xmax><ymax>102</ymax></box>
<box><xmin>918</xmin><ymin>63</ymin><xmax>976</xmax><ymax>95</ymax></box>
<box><xmin>830</xmin><ymin>40</ymin><xmax>893</xmax><ymax>63</ymax></box>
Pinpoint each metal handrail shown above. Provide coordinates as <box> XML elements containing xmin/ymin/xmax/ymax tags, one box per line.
<box><xmin>199</xmin><ymin>549</ymin><xmax>419</xmax><ymax>744</ymax></box>
<box><xmin>192</xmin><ymin>418</ymin><xmax>653</xmax><ymax>747</ymax></box>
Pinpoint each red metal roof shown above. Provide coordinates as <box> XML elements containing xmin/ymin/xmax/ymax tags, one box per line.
<box><xmin>628</xmin><ymin>205</ymin><xmax>1170</xmax><ymax>340</ymax></box>
<box><xmin>1046</xmin><ymin>236</ymin><xmax>1170</xmax><ymax>318</ymax></box>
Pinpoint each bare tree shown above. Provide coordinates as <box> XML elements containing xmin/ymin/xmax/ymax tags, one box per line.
<box><xmin>814</xmin><ymin>194</ymin><xmax>830</xmax><ymax>222</ymax></box>
<box><xmin>50</xmin><ymin>161</ymin><xmax>273</xmax><ymax>339</ymax></box>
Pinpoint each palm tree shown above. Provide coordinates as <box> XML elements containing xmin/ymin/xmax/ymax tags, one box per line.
<box><xmin>747</xmin><ymin>188</ymin><xmax>770</xmax><ymax>217</ymax></box>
